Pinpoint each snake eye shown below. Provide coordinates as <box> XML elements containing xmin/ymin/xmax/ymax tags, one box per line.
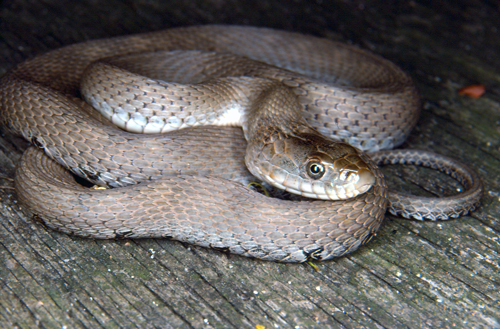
<box><xmin>306</xmin><ymin>160</ymin><xmax>326</xmax><ymax>180</ymax></box>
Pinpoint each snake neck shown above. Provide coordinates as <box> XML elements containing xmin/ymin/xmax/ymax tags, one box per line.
<box><xmin>243</xmin><ymin>83</ymin><xmax>310</xmax><ymax>140</ymax></box>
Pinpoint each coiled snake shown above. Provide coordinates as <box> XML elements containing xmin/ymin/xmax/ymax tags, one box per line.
<box><xmin>0</xmin><ymin>26</ymin><xmax>482</xmax><ymax>262</ymax></box>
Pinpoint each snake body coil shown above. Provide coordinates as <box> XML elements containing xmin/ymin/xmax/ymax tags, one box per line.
<box><xmin>0</xmin><ymin>26</ymin><xmax>482</xmax><ymax>262</ymax></box>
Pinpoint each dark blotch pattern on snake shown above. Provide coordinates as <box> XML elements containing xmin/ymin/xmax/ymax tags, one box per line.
<box><xmin>0</xmin><ymin>26</ymin><xmax>482</xmax><ymax>262</ymax></box>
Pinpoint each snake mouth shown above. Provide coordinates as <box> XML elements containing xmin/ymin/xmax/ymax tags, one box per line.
<box><xmin>290</xmin><ymin>152</ymin><xmax>376</xmax><ymax>200</ymax></box>
<box><xmin>292</xmin><ymin>168</ymin><xmax>375</xmax><ymax>200</ymax></box>
<box><xmin>255</xmin><ymin>162</ymin><xmax>376</xmax><ymax>200</ymax></box>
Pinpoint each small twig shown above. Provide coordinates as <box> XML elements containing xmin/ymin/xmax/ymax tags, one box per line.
<box><xmin>0</xmin><ymin>185</ymin><xmax>15</xmax><ymax>190</ymax></box>
<box><xmin>0</xmin><ymin>175</ymin><xmax>14</xmax><ymax>181</ymax></box>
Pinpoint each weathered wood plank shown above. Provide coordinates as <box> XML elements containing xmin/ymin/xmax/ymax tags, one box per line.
<box><xmin>0</xmin><ymin>0</ymin><xmax>498</xmax><ymax>328</ymax></box>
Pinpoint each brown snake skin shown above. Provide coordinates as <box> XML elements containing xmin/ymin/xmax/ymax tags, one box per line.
<box><xmin>0</xmin><ymin>25</ymin><xmax>483</xmax><ymax>262</ymax></box>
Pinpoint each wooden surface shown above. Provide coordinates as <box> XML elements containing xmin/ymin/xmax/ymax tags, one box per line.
<box><xmin>0</xmin><ymin>0</ymin><xmax>499</xmax><ymax>328</ymax></box>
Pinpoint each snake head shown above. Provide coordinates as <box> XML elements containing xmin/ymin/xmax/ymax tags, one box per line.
<box><xmin>245</xmin><ymin>132</ymin><xmax>376</xmax><ymax>200</ymax></box>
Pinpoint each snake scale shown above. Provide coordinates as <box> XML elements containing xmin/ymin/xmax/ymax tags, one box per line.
<box><xmin>0</xmin><ymin>25</ymin><xmax>483</xmax><ymax>262</ymax></box>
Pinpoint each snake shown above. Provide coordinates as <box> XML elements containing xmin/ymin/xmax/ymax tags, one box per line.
<box><xmin>0</xmin><ymin>25</ymin><xmax>483</xmax><ymax>262</ymax></box>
